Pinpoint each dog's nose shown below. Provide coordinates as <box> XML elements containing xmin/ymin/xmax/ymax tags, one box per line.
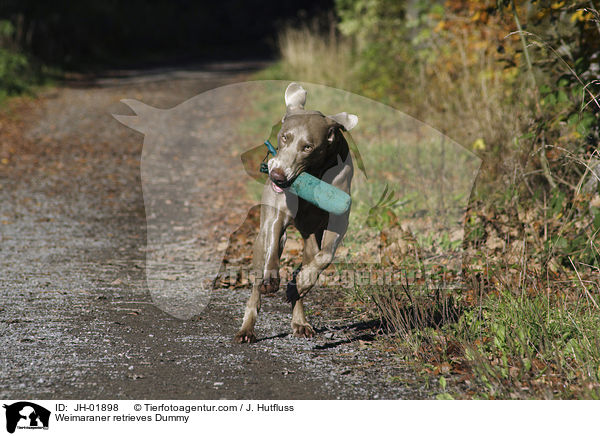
<box><xmin>270</xmin><ymin>168</ymin><xmax>287</xmax><ymax>184</ymax></box>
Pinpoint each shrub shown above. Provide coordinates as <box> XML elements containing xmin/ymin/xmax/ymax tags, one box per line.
<box><xmin>0</xmin><ymin>19</ymin><xmax>37</xmax><ymax>100</ymax></box>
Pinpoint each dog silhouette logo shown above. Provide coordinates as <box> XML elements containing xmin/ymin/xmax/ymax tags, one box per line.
<box><xmin>3</xmin><ymin>402</ymin><xmax>50</xmax><ymax>433</ymax></box>
<box><xmin>114</xmin><ymin>81</ymin><xmax>481</xmax><ymax>321</ymax></box>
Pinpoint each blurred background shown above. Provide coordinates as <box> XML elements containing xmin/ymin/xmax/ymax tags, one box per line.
<box><xmin>0</xmin><ymin>0</ymin><xmax>331</xmax><ymax>69</ymax></box>
<box><xmin>1</xmin><ymin>0</ymin><xmax>600</xmax><ymax>399</ymax></box>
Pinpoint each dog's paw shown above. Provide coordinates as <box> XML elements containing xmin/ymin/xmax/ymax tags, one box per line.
<box><xmin>259</xmin><ymin>277</ymin><xmax>280</xmax><ymax>295</ymax></box>
<box><xmin>234</xmin><ymin>329</ymin><xmax>257</xmax><ymax>344</ymax></box>
<box><xmin>292</xmin><ymin>322</ymin><xmax>315</xmax><ymax>339</ymax></box>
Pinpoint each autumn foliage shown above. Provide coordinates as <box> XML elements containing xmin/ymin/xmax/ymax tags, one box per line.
<box><xmin>263</xmin><ymin>0</ymin><xmax>600</xmax><ymax>398</ymax></box>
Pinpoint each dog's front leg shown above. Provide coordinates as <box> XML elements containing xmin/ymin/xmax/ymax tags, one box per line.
<box><xmin>235</xmin><ymin>205</ymin><xmax>288</xmax><ymax>343</ymax></box>
<box><xmin>258</xmin><ymin>206</ymin><xmax>288</xmax><ymax>295</ymax></box>
<box><xmin>297</xmin><ymin>229</ymin><xmax>342</xmax><ymax>295</ymax></box>
<box><xmin>288</xmin><ymin>228</ymin><xmax>344</xmax><ymax>338</ymax></box>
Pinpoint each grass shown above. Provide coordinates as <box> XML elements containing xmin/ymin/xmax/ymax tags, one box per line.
<box><xmin>451</xmin><ymin>288</ymin><xmax>600</xmax><ymax>399</ymax></box>
<box><xmin>457</xmin><ymin>289</ymin><xmax>600</xmax><ymax>399</ymax></box>
<box><xmin>355</xmin><ymin>258</ymin><xmax>600</xmax><ymax>399</ymax></box>
<box><xmin>255</xmin><ymin>19</ymin><xmax>357</xmax><ymax>91</ymax></box>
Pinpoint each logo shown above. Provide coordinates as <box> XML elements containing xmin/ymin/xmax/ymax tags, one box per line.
<box><xmin>3</xmin><ymin>402</ymin><xmax>50</xmax><ymax>434</ymax></box>
<box><xmin>113</xmin><ymin>81</ymin><xmax>481</xmax><ymax>320</ymax></box>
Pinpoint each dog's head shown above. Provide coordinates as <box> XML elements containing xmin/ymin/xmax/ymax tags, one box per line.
<box><xmin>267</xmin><ymin>83</ymin><xmax>358</xmax><ymax>190</ymax></box>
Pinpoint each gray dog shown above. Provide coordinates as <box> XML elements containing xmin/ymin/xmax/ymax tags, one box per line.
<box><xmin>235</xmin><ymin>83</ymin><xmax>358</xmax><ymax>343</ymax></box>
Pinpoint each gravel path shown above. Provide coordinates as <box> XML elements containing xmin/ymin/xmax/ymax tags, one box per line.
<box><xmin>0</xmin><ymin>61</ymin><xmax>427</xmax><ymax>399</ymax></box>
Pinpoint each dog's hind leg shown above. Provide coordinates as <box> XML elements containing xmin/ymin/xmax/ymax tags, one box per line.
<box><xmin>288</xmin><ymin>234</ymin><xmax>320</xmax><ymax>338</ymax></box>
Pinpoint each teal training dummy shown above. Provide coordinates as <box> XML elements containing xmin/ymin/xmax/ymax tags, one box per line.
<box><xmin>259</xmin><ymin>140</ymin><xmax>352</xmax><ymax>215</ymax></box>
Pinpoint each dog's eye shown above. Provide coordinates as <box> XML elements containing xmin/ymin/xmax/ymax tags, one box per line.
<box><xmin>281</xmin><ymin>133</ymin><xmax>288</xmax><ymax>143</ymax></box>
<box><xmin>303</xmin><ymin>145</ymin><xmax>313</xmax><ymax>152</ymax></box>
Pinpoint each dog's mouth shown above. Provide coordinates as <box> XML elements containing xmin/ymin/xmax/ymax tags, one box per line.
<box><xmin>271</xmin><ymin>180</ymin><xmax>284</xmax><ymax>193</ymax></box>
<box><xmin>269</xmin><ymin>172</ymin><xmax>298</xmax><ymax>192</ymax></box>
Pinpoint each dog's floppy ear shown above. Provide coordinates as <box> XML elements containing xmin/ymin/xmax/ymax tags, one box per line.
<box><xmin>284</xmin><ymin>83</ymin><xmax>307</xmax><ymax>112</ymax></box>
<box><xmin>327</xmin><ymin>112</ymin><xmax>358</xmax><ymax>131</ymax></box>
<box><xmin>327</xmin><ymin>126</ymin><xmax>337</xmax><ymax>144</ymax></box>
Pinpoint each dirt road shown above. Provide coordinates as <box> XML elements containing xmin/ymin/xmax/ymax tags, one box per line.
<box><xmin>0</xmin><ymin>61</ymin><xmax>427</xmax><ymax>399</ymax></box>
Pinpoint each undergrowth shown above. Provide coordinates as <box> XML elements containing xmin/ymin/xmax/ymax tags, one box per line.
<box><xmin>0</xmin><ymin>19</ymin><xmax>56</xmax><ymax>103</ymax></box>
<box><xmin>256</xmin><ymin>0</ymin><xmax>600</xmax><ymax>398</ymax></box>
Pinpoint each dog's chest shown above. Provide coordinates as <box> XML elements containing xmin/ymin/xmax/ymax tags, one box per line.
<box><xmin>292</xmin><ymin>199</ymin><xmax>329</xmax><ymax>237</ymax></box>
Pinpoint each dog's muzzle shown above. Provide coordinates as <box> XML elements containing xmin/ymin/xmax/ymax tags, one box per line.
<box><xmin>271</xmin><ymin>181</ymin><xmax>284</xmax><ymax>193</ymax></box>
<box><xmin>269</xmin><ymin>168</ymin><xmax>291</xmax><ymax>192</ymax></box>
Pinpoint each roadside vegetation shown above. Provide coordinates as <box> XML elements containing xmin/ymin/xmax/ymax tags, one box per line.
<box><xmin>256</xmin><ymin>0</ymin><xmax>600</xmax><ymax>399</ymax></box>
<box><xmin>0</xmin><ymin>20</ymin><xmax>56</xmax><ymax>103</ymax></box>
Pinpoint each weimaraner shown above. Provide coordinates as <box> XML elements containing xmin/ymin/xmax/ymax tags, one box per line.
<box><xmin>235</xmin><ymin>83</ymin><xmax>358</xmax><ymax>343</ymax></box>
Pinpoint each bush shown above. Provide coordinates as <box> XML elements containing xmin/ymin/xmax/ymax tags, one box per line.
<box><xmin>0</xmin><ymin>47</ymin><xmax>30</xmax><ymax>98</ymax></box>
<box><xmin>0</xmin><ymin>19</ymin><xmax>39</xmax><ymax>100</ymax></box>
<box><xmin>263</xmin><ymin>0</ymin><xmax>600</xmax><ymax>398</ymax></box>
